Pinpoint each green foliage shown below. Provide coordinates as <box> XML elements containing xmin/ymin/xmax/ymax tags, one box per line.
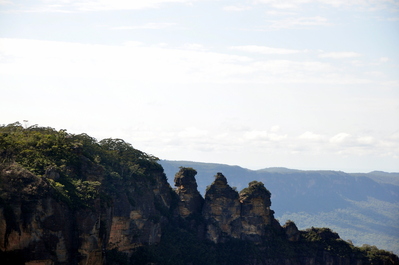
<box><xmin>0</xmin><ymin>122</ymin><xmax>161</xmax><ymax>210</ymax></box>
<box><xmin>239</xmin><ymin>180</ymin><xmax>271</xmax><ymax>199</ymax></box>
<box><xmin>299</xmin><ymin>227</ymin><xmax>353</xmax><ymax>257</ymax></box>
<box><xmin>178</xmin><ymin>166</ymin><xmax>197</xmax><ymax>176</ymax></box>
<box><xmin>359</xmin><ymin>244</ymin><xmax>399</xmax><ymax>263</ymax></box>
<box><xmin>295</xmin><ymin>227</ymin><xmax>399</xmax><ymax>262</ymax></box>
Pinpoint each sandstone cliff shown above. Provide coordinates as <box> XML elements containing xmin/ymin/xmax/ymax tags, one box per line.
<box><xmin>1</xmin><ymin>124</ymin><xmax>398</xmax><ymax>265</ymax></box>
<box><xmin>202</xmin><ymin>172</ymin><xmax>242</xmax><ymax>243</ymax></box>
<box><xmin>0</xmin><ymin>161</ymin><xmax>173</xmax><ymax>265</ymax></box>
<box><xmin>174</xmin><ymin>167</ymin><xmax>203</xmax><ymax>219</ymax></box>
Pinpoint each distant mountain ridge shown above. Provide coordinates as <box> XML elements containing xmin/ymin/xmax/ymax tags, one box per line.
<box><xmin>159</xmin><ymin>160</ymin><xmax>399</xmax><ymax>255</ymax></box>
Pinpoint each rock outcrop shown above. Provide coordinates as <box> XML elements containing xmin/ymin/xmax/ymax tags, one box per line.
<box><xmin>202</xmin><ymin>173</ymin><xmax>242</xmax><ymax>243</ymax></box>
<box><xmin>239</xmin><ymin>180</ymin><xmax>274</xmax><ymax>242</ymax></box>
<box><xmin>0</xmin><ymin>165</ymin><xmax>106</xmax><ymax>265</ymax></box>
<box><xmin>283</xmin><ymin>220</ymin><xmax>300</xmax><ymax>242</ymax></box>
<box><xmin>0</xmin><ymin>162</ymin><xmax>173</xmax><ymax>265</ymax></box>
<box><xmin>174</xmin><ymin>167</ymin><xmax>203</xmax><ymax>219</ymax></box>
<box><xmin>201</xmin><ymin>175</ymin><xmax>277</xmax><ymax>243</ymax></box>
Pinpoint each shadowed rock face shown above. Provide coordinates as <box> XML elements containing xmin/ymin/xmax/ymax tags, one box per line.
<box><xmin>283</xmin><ymin>220</ymin><xmax>300</xmax><ymax>242</ymax></box>
<box><xmin>201</xmin><ymin>176</ymin><xmax>277</xmax><ymax>243</ymax></box>
<box><xmin>1</xmin><ymin>165</ymin><xmax>398</xmax><ymax>265</ymax></box>
<box><xmin>174</xmin><ymin>167</ymin><xmax>204</xmax><ymax>218</ymax></box>
<box><xmin>239</xmin><ymin>181</ymin><xmax>273</xmax><ymax>241</ymax></box>
<box><xmin>0</xmin><ymin>164</ymin><xmax>173</xmax><ymax>265</ymax></box>
<box><xmin>202</xmin><ymin>173</ymin><xmax>242</xmax><ymax>243</ymax></box>
<box><xmin>0</xmin><ymin>166</ymin><xmax>106</xmax><ymax>265</ymax></box>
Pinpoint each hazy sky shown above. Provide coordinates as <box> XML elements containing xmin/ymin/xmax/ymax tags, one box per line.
<box><xmin>1</xmin><ymin>0</ymin><xmax>398</xmax><ymax>172</ymax></box>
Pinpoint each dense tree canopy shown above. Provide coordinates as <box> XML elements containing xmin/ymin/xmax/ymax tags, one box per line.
<box><xmin>0</xmin><ymin>122</ymin><xmax>160</xmax><ymax>208</ymax></box>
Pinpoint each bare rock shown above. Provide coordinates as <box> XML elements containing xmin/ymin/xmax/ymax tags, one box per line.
<box><xmin>283</xmin><ymin>220</ymin><xmax>300</xmax><ymax>242</ymax></box>
<box><xmin>239</xmin><ymin>181</ymin><xmax>273</xmax><ymax>242</ymax></box>
<box><xmin>202</xmin><ymin>173</ymin><xmax>241</xmax><ymax>243</ymax></box>
<box><xmin>174</xmin><ymin>167</ymin><xmax>204</xmax><ymax>218</ymax></box>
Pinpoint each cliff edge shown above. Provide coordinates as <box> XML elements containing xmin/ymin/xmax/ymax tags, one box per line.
<box><xmin>0</xmin><ymin>123</ymin><xmax>398</xmax><ymax>265</ymax></box>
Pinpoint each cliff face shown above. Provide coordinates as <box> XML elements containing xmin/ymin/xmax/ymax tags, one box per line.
<box><xmin>0</xmin><ymin>125</ymin><xmax>398</xmax><ymax>265</ymax></box>
<box><xmin>2</xmin><ymin>164</ymin><xmax>399</xmax><ymax>265</ymax></box>
<box><xmin>0</xmin><ymin>162</ymin><xmax>173</xmax><ymax>265</ymax></box>
<box><xmin>239</xmin><ymin>180</ymin><xmax>273</xmax><ymax>242</ymax></box>
<box><xmin>107</xmin><ymin>168</ymin><xmax>173</xmax><ymax>250</ymax></box>
<box><xmin>174</xmin><ymin>167</ymin><xmax>203</xmax><ymax>219</ymax></box>
<box><xmin>201</xmin><ymin>174</ymin><xmax>277</xmax><ymax>243</ymax></box>
<box><xmin>0</xmin><ymin>165</ymin><xmax>104</xmax><ymax>265</ymax></box>
<box><xmin>202</xmin><ymin>173</ymin><xmax>242</xmax><ymax>243</ymax></box>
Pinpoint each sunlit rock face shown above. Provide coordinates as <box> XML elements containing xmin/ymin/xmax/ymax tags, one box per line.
<box><xmin>0</xmin><ymin>166</ymin><xmax>106</xmax><ymax>265</ymax></box>
<box><xmin>202</xmin><ymin>173</ymin><xmax>242</xmax><ymax>243</ymax></box>
<box><xmin>174</xmin><ymin>167</ymin><xmax>204</xmax><ymax>218</ymax></box>
<box><xmin>0</xmin><ymin>164</ymin><xmax>173</xmax><ymax>265</ymax></box>
<box><xmin>108</xmin><ymin>170</ymin><xmax>173</xmax><ymax>250</ymax></box>
<box><xmin>239</xmin><ymin>181</ymin><xmax>273</xmax><ymax>242</ymax></box>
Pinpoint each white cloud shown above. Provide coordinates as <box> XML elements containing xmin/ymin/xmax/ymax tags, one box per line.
<box><xmin>230</xmin><ymin>45</ymin><xmax>302</xmax><ymax>55</ymax></box>
<box><xmin>319</xmin><ymin>52</ymin><xmax>362</xmax><ymax>59</ymax></box>
<box><xmin>250</xmin><ymin>60</ymin><xmax>335</xmax><ymax>79</ymax></box>
<box><xmin>365</xmin><ymin>71</ymin><xmax>386</xmax><ymax>78</ymax></box>
<box><xmin>112</xmin><ymin>23</ymin><xmax>177</xmax><ymax>30</ymax></box>
<box><xmin>269</xmin><ymin>16</ymin><xmax>330</xmax><ymax>29</ymax></box>
<box><xmin>4</xmin><ymin>0</ymin><xmax>197</xmax><ymax>12</ymax></box>
<box><xmin>390</xmin><ymin>132</ymin><xmax>399</xmax><ymax>141</ymax></box>
<box><xmin>255</xmin><ymin>0</ymin><xmax>397</xmax><ymax>9</ymax></box>
<box><xmin>178</xmin><ymin>127</ymin><xmax>209</xmax><ymax>138</ymax></box>
<box><xmin>180</xmin><ymin>43</ymin><xmax>208</xmax><ymax>51</ymax></box>
<box><xmin>255</xmin><ymin>0</ymin><xmax>311</xmax><ymax>9</ymax></box>
<box><xmin>357</xmin><ymin>136</ymin><xmax>375</xmax><ymax>145</ymax></box>
<box><xmin>0</xmin><ymin>38</ymin><xmax>384</xmax><ymax>88</ymax></box>
<box><xmin>0</xmin><ymin>38</ymin><xmax>252</xmax><ymax>83</ymax></box>
<box><xmin>75</xmin><ymin>0</ymin><xmax>196</xmax><ymax>11</ymax></box>
<box><xmin>299</xmin><ymin>131</ymin><xmax>324</xmax><ymax>141</ymax></box>
<box><xmin>244</xmin><ymin>130</ymin><xmax>287</xmax><ymax>142</ymax></box>
<box><xmin>330</xmin><ymin>133</ymin><xmax>351</xmax><ymax>144</ymax></box>
<box><xmin>266</xmin><ymin>10</ymin><xmax>297</xmax><ymax>16</ymax></box>
<box><xmin>223</xmin><ymin>5</ymin><xmax>251</xmax><ymax>12</ymax></box>
<box><xmin>270</xmin><ymin>125</ymin><xmax>281</xmax><ymax>133</ymax></box>
<box><xmin>122</xmin><ymin>41</ymin><xmax>143</xmax><ymax>47</ymax></box>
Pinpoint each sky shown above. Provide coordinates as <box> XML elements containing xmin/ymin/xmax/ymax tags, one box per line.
<box><xmin>0</xmin><ymin>0</ymin><xmax>398</xmax><ymax>173</ymax></box>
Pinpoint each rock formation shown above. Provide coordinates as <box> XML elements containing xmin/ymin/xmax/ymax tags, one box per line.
<box><xmin>239</xmin><ymin>180</ymin><xmax>273</xmax><ymax>242</ymax></box>
<box><xmin>202</xmin><ymin>173</ymin><xmax>241</xmax><ymax>243</ymax></box>
<box><xmin>283</xmin><ymin>220</ymin><xmax>300</xmax><ymax>242</ymax></box>
<box><xmin>174</xmin><ymin>167</ymin><xmax>203</xmax><ymax>219</ymax></box>
<box><xmin>1</xmin><ymin>125</ymin><xmax>398</xmax><ymax>265</ymax></box>
<box><xmin>0</xmin><ymin>163</ymin><xmax>173</xmax><ymax>265</ymax></box>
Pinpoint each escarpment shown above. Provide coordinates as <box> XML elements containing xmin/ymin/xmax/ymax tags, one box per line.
<box><xmin>0</xmin><ymin>162</ymin><xmax>173</xmax><ymax>265</ymax></box>
<box><xmin>2</xmin><ymin>166</ymin><xmax>399</xmax><ymax>265</ymax></box>
<box><xmin>1</xmin><ymin>125</ymin><xmax>398</xmax><ymax>265</ymax></box>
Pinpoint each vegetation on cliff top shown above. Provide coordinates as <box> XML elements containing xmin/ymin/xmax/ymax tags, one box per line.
<box><xmin>0</xmin><ymin>122</ymin><xmax>160</xmax><ymax>208</ymax></box>
<box><xmin>239</xmin><ymin>180</ymin><xmax>271</xmax><ymax>200</ymax></box>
